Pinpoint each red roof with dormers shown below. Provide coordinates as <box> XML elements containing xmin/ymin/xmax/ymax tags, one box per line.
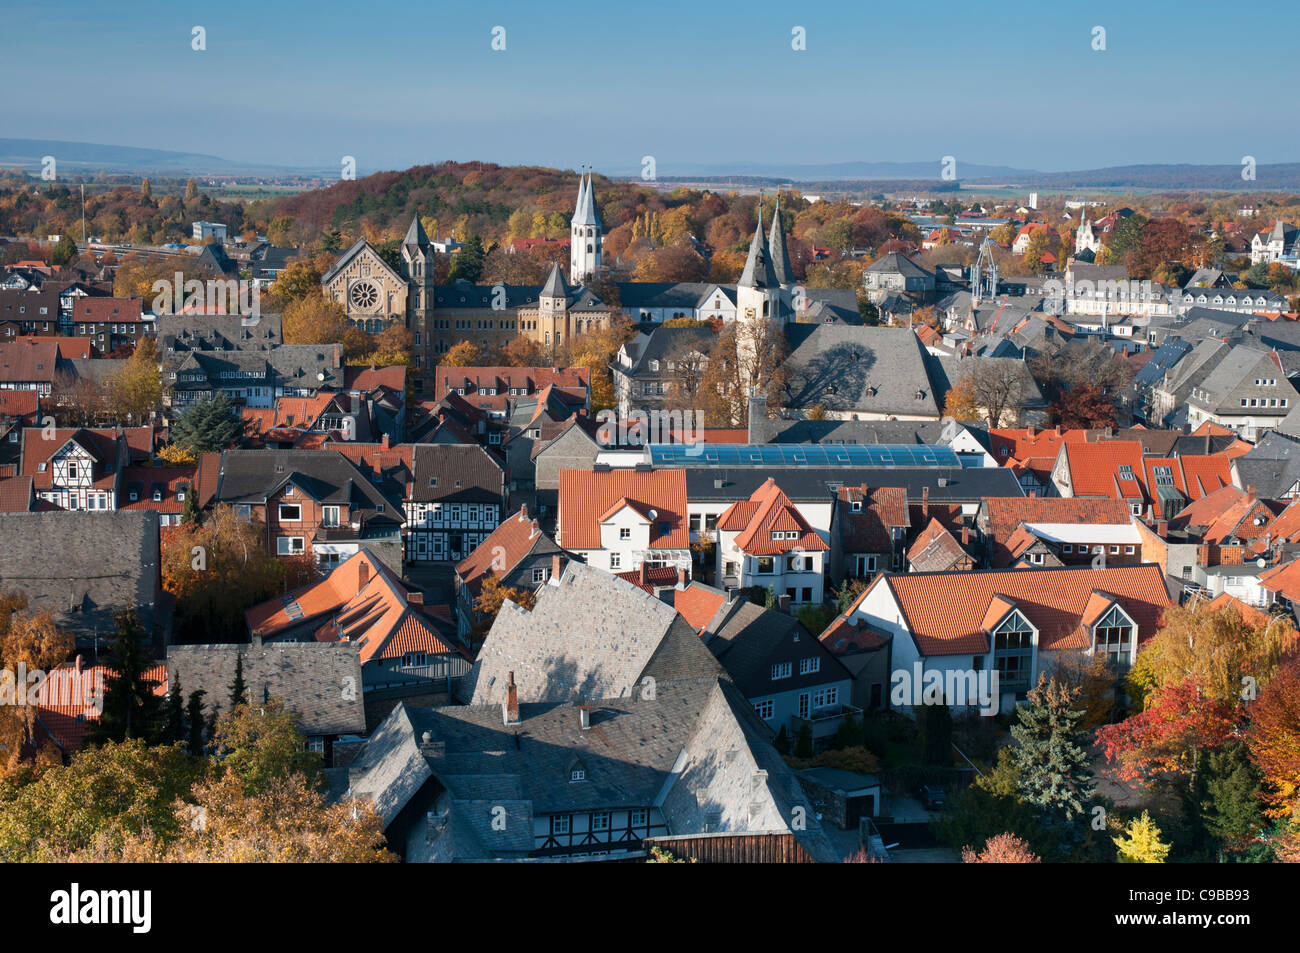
<box><xmin>849</xmin><ymin>564</ymin><xmax>1172</xmax><ymax>657</ymax></box>
<box><xmin>1059</xmin><ymin>440</ymin><xmax>1147</xmax><ymax>500</ymax></box>
<box><xmin>718</xmin><ymin>478</ymin><xmax>828</xmax><ymax>555</ymax></box>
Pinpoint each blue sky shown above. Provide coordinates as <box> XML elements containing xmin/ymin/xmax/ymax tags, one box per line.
<box><xmin>5</xmin><ymin>0</ymin><xmax>1299</xmax><ymax>175</ymax></box>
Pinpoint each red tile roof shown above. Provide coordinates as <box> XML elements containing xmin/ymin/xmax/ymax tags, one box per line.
<box><xmin>719</xmin><ymin>478</ymin><xmax>828</xmax><ymax>555</ymax></box>
<box><xmin>989</xmin><ymin>426</ymin><xmax>1088</xmax><ymax>464</ymax></box>
<box><xmin>557</xmin><ymin>468</ymin><xmax>688</xmax><ymax>551</ymax></box>
<box><xmin>854</xmin><ymin>564</ymin><xmax>1171</xmax><ymax>657</ymax></box>
<box><xmin>0</xmin><ymin>339</ymin><xmax>60</xmax><ymax>384</ymax></box>
<box><xmin>907</xmin><ymin>517</ymin><xmax>970</xmax><ymax>571</ymax></box>
<box><xmin>23</xmin><ymin>336</ymin><xmax>97</xmax><ymax>360</ymax></box>
<box><xmin>673</xmin><ymin>583</ymin><xmax>726</xmax><ymax>633</ymax></box>
<box><xmin>119</xmin><ymin>466</ymin><xmax>196</xmax><ymax>514</ymax></box>
<box><xmin>456</xmin><ymin>504</ymin><xmax>551</xmax><ymax>597</ymax></box>
<box><xmin>34</xmin><ymin>661</ymin><xmax>166</xmax><ymax>753</ymax></box>
<box><xmin>0</xmin><ymin>390</ymin><xmax>40</xmax><ymax>421</ymax></box>
<box><xmin>247</xmin><ymin>550</ymin><xmax>465</xmax><ymax>664</ymax></box>
<box><xmin>344</xmin><ymin>364</ymin><xmax>406</xmax><ymax>393</ymax></box>
<box><xmin>837</xmin><ymin>483</ymin><xmax>909</xmax><ymax>552</ymax></box>
<box><xmin>1260</xmin><ymin>558</ymin><xmax>1300</xmax><ymax>603</ymax></box>
<box><xmin>983</xmin><ymin>496</ymin><xmax>1133</xmax><ymax>567</ymax></box>
<box><xmin>1060</xmin><ymin>440</ymin><xmax>1146</xmax><ymax>499</ymax></box>
<box><xmin>0</xmin><ymin>475</ymin><xmax>34</xmax><ymax>512</ymax></box>
<box><xmin>71</xmin><ymin>297</ymin><xmax>143</xmax><ymax>323</ymax></box>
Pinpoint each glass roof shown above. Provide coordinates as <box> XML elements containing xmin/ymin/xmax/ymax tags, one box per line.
<box><xmin>647</xmin><ymin>443</ymin><xmax>961</xmax><ymax>468</ymax></box>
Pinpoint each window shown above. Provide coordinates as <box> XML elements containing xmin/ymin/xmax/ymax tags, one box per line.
<box><xmin>569</xmin><ymin>766</ymin><xmax>585</xmax><ymax>782</ymax></box>
<box><xmin>532</xmin><ymin>568</ymin><xmax>547</xmax><ymax>584</ymax></box>
<box><xmin>552</xmin><ymin>814</ymin><xmax>572</xmax><ymax>835</ymax></box>
<box><xmin>1094</xmin><ymin>605</ymin><xmax>1134</xmax><ymax>670</ymax></box>
<box><xmin>1063</xmin><ymin>544</ymin><xmax>1072</xmax><ymax>554</ymax></box>
<box><xmin>799</xmin><ymin>657</ymin><xmax>821</xmax><ymax>675</ymax></box>
<box><xmin>278</xmin><ymin>503</ymin><xmax>301</xmax><ymax>522</ymax></box>
<box><xmin>754</xmin><ymin>699</ymin><xmax>775</xmax><ymax>720</ymax></box>
<box><xmin>850</xmin><ymin>500</ymin><xmax>862</xmax><ymax>512</ymax></box>
<box><xmin>1110</xmin><ymin>545</ymin><xmax>1120</xmax><ymax>555</ymax></box>
<box><xmin>610</xmin><ymin>553</ymin><xmax>622</xmax><ymax>569</ymax></box>
<box><xmin>276</xmin><ymin>536</ymin><xmax>305</xmax><ymax>555</ymax></box>
<box><xmin>590</xmin><ymin>811</ymin><xmax>610</xmax><ymax>832</ymax></box>
<box><xmin>756</xmin><ymin>556</ymin><xmax>775</xmax><ymax>574</ymax></box>
<box><xmin>771</xmin><ymin>662</ymin><xmax>792</xmax><ymax>680</ymax></box>
<box><xmin>993</xmin><ymin>612</ymin><xmax>1034</xmax><ymax>690</ymax></box>
<box><xmin>812</xmin><ymin>687</ymin><xmax>838</xmax><ymax>710</ymax></box>
<box><xmin>619</xmin><ymin>527</ymin><xmax>631</xmax><ymax>540</ymax></box>
<box><xmin>1125</xmin><ymin>546</ymin><xmax>1135</xmax><ymax>555</ymax></box>
<box><xmin>322</xmin><ymin>505</ymin><xmax>340</xmax><ymax>527</ymax></box>
<box><xmin>66</xmin><ymin>461</ymin><xmax>78</xmax><ymax>480</ymax></box>
<box><xmin>629</xmin><ymin>809</ymin><xmax>648</xmax><ymax>827</ymax></box>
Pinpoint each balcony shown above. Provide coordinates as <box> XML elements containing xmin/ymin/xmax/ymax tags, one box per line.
<box><xmin>792</xmin><ymin>703</ymin><xmax>863</xmax><ymax>746</ymax></box>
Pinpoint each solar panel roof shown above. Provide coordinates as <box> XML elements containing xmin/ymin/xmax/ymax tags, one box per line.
<box><xmin>646</xmin><ymin>443</ymin><xmax>961</xmax><ymax>468</ymax></box>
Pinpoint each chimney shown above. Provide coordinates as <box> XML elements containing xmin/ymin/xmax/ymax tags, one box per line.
<box><xmin>578</xmin><ymin>705</ymin><xmax>592</xmax><ymax>730</ymax></box>
<box><xmin>1026</xmin><ymin>425</ymin><xmax>1036</xmax><ymax>438</ymax></box>
<box><xmin>502</xmin><ymin>671</ymin><xmax>520</xmax><ymax>726</ymax></box>
<box><xmin>1156</xmin><ymin>520</ymin><xmax>1168</xmax><ymax>538</ymax></box>
<box><xmin>407</xmin><ymin>591</ymin><xmax>423</xmax><ymax>606</ymax></box>
<box><xmin>519</xmin><ymin>503</ymin><xmax>528</xmax><ymax>522</ymax></box>
<box><xmin>676</xmin><ymin>565</ymin><xmax>688</xmax><ymax>588</ymax></box>
<box><xmin>381</xmin><ymin>433</ymin><xmax>391</xmax><ymax>449</ymax></box>
<box><xmin>922</xmin><ymin>485</ymin><xmax>930</xmax><ymax>518</ymax></box>
<box><xmin>551</xmin><ymin>553</ymin><xmax>563</xmax><ymax>580</ymax></box>
<box><xmin>777</xmin><ymin>594</ymin><xmax>791</xmax><ymax>613</ymax></box>
<box><xmin>74</xmin><ymin>654</ymin><xmax>84</xmax><ymax>674</ymax></box>
<box><xmin>358</xmin><ymin>559</ymin><xmax>370</xmax><ymax>586</ymax></box>
<box><xmin>961</xmin><ymin>525</ymin><xmax>970</xmax><ymax>547</ymax></box>
<box><xmin>1247</xmin><ymin>485</ymin><xmax>1257</xmax><ymax>504</ymax></box>
<box><xmin>639</xmin><ymin>562</ymin><xmax>648</xmax><ymax>586</ymax></box>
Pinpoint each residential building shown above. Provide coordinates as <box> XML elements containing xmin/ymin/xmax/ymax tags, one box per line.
<box><xmin>405</xmin><ymin>444</ymin><xmax>506</xmax><ymax>563</ymax></box>
<box><xmin>556</xmin><ymin>466</ymin><xmax>690</xmax><ymax>573</ymax></box>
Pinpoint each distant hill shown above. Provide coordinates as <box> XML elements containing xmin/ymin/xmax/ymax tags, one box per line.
<box><xmin>0</xmin><ymin>138</ymin><xmax>319</xmax><ymax>177</ymax></box>
<box><xmin>967</xmin><ymin>163</ymin><xmax>1300</xmax><ymax>192</ymax></box>
<box><xmin>651</xmin><ymin>159</ymin><xmax>1036</xmax><ymax>181</ymax></box>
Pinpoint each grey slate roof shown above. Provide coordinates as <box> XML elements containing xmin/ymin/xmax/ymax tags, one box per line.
<box><xmin>866</xmin><ymin>252</ymin><xmax>932</xmax><ymax>279</ymax></box>
<box><xmin>780</xmin><ymin>324</ymin><xmax>939</xmax><ymax>416</ymax></box>
<box><xmin>0</xmin><ymin>510</ymin><xmax>166</xmax><ymax>646</ymax></box>
<box><xmin>403</xmin><ymin>215</ymin><xmax>430</xmax><ymax>252</ymax></box>
<box><xmin>461</xmin><ymin>561</ymin><xmax>723</xmax><ymax>707</ymax></box>
<box><xmin>348</xmin><ymin>676</ymin><xmax>836</xmax><ymax>862</ymax></box>
<box><xmin>702</xmin><ymin>600</ymin><xmax>851</xmax><ymax>698</ymax></box>
<box><xmin>208</xmin><ymin>449</ymin><xmax>404</xmax><ymax>529</ymax></box>
<box><xmin>1234</xmin><ymin>431</ymin><xmax>1300</xmax><ymax>499</ymax></box>
<box><xmin>540</xmin><ymin>262</ymin><xmax>567</xmax><ymax>299</ymax></box>
<box><xmin>409</xmin><ymin>443</ymin><xmax>505</xmax><ymax>504</ymax></box>
<box><xmin>768</xmin><ymin>200</ymin><xmax>793</xmax><ymax>287</ymax></box>
<box><xmin>684</xmin><ymin>465</ymin><xmax>1023</xmax><ymax>503</ymax></box>
<box><xmin>167</xmin><ymin>639</ymin><xmax>366</xmax><ymax>736</ymax></box>
<box><xmin>751</xmin><ymin>417</ymin><xmax>951</xmax><ymax>446</ymax></box>
<box><xmin>738</xmin><ymin>216</ymin><xmax>779</xmax><ymax>290</ymax></box>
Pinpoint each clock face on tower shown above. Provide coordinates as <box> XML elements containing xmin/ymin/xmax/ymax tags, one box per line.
<box><xmin>350</xmin><ymin>280</ymin><xmax>380</xmax><ymax>310</ymax></box>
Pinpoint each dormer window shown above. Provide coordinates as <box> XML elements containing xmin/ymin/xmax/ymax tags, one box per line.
<box><xmin>851</xmin><ymin>500</ymin><xmax>862</xmax><ymax>512</ymax></box>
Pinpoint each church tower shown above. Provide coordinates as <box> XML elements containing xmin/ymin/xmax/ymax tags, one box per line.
<box><xmin>401</xmin><ymin>214</ymin><xmax>435</xmax><ymax>376</ymax></box>
<box><xmin>539</xmin><ymin>261</ymin><xmax>569</xmax><ymax>350</ymax></box>
<box><xmin>569</xmin><ymin>170</ymin><xmax>603</xmax><ymax>286</ymax></box>
<box><xmin>736</xmin><ymin>201</ymin><xmax>781</xmax><ymax>328</ymax></box>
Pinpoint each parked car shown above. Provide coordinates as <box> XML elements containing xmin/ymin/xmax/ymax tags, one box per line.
<box><xmin>916</xmin><ymin>784</ymin><xmax>945</xmax><ymax>810</ymax></box>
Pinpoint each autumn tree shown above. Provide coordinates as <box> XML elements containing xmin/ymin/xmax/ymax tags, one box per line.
<box><xmin>280</xmin><ymin>291</ymin><xmax>370</xmax><ymax>361</ymax></box>
<box><xmin>1247</xmin><ymin>656</ymin><xmax>1300</xmax><ymax>823</ymax></box>
<box><xmin>107</xmin><ymin>335</ymin><xmax>162</xmax><ymax>424</ymax></box>
<box><xmin>946</xmin><ymin>360</ymin><xmax>1027</xmax><ymax>428</ymax></box>
<box><xmin>0</xmin><ymin>739</ymin><xmax>198</xmax><ymax>862</ymax></box>
<box><xmin>0</xmin><ymin>595</ymin><xmax>74</xmax><ymax>780</ymax></box>
<box><xmin>1097</xmin><ymin>680</ymin><xmax>1239</xmax><ymax>787</ymax></box>
<box><xmin>470</xmin><ymin>575</ymin><xmax>536</xmax><ymax>644</ymax></box>
<box><xmin>162</xmin><ymin>505</ymin><xmax>287</xmax><ymax>642</ymax></box>
<box><xmin>961</xmin><ymin>832</ymin><xmax>1041</xmax><ymax>863</ymax></box>
<box><xmin>1113</xmin><ymin>810</ymin><xmax>1170</xmax><ymax>863</ymax></box>
<box><xmin>441</xmin><ymin>341</ymin><xmax>483</xmax><ymax>367</ymax></box>
<box><xmin>1048</xmin><ymin>652</ymin><xmax>1119</xmax><ymax>729</ymax></box>
<box><xmin>942</xmin><ymin>375</ymin><xmax>981</xmax><ymax>422</ymax></box>
<box><xmin>269</xmin><ymin>258</ymin><xmax>326</xmax><ymax>302</ymax></box>
<box><xmin>1050</xmin><ymin>383</ymin><xmax>1117</xmax><ymax>430</ymax></box>
<box><xmin>1126</xmin><ymin>599</ymin><xmax>1298</xmax><ymax>710</ymax></box>
<box><xmin>699</xmin><ymin>320</ymin><xmax>788</xmax><ymax>427</ymax></box>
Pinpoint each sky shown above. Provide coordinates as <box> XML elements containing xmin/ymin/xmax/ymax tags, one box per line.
<box><xmin>5</xmin><ymin>0</ymin><xmax>1300</xmax><ymax>177</ymax></box>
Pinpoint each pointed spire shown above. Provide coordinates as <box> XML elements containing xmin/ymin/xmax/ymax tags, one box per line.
<box><xmin>541</xmin><ymin>261</ymin><xmax>567</xmax><ymax>299</ymax></box>
<box><xmin>739</xmin><ymin>198</ymin><xmax>778</xmax><ymax>290</ymax></box>
<box><xmin>768</xmin><ymin>193</ymin><xmax>793</xmax><ymax>287</ymax></box>
<box><xmin>573</xmin><ymin>169</ymin><xmax>600</xmax><ymax>228</ymax></box>
<box><xmin>403</xmin><ymin>214</ymin><xmax>430</xmax><ymax>251</ymax></box>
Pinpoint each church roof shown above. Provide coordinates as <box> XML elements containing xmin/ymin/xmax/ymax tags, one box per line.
<box><xmin>738</xmin><ymin>212</ymin><xmax>778</xmax><ymax>290</ymax></box>
<box><xmin>541</xmin><ymin>262</ymin><xmax>568</xmax><ymax>299</ymax></box>
<box><xmin>403</xmin><ymin>215</ymin><xmax>430</xmax><ymax>251</ymax></box>
<box><xmin>573</xmin><ymin>173</ymin><xmax>601</xmax><ymax>228</ymax></box>
<box><xmin>768</xmin><ymin>198</ymin><xmax>793</xmax><ymax>286</ymax></box>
